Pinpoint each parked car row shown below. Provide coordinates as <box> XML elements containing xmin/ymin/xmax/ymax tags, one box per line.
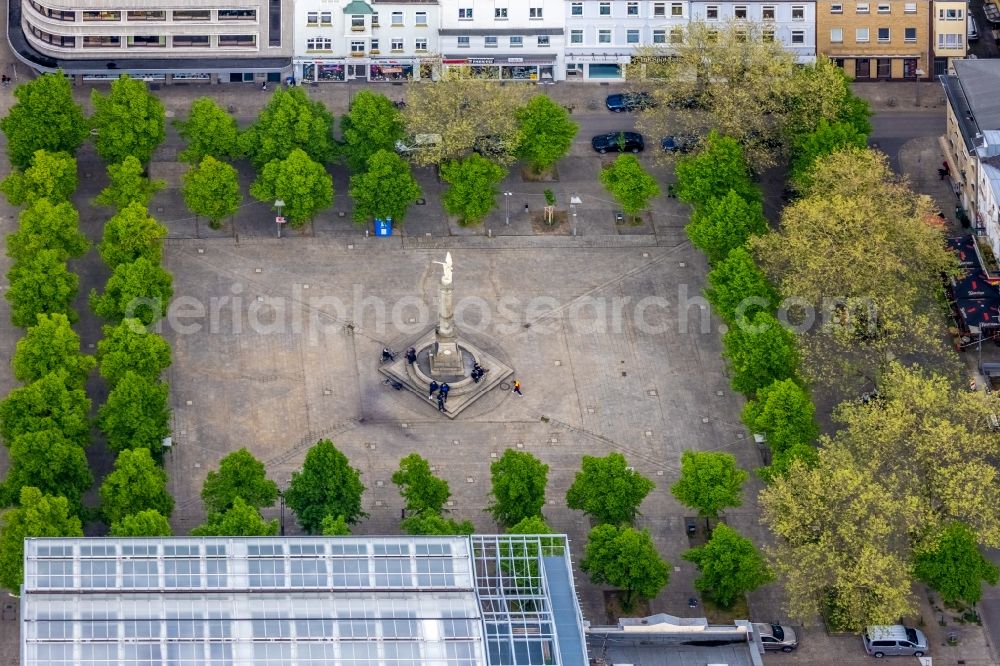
<box><xmin>590</xmin><ymin>131</ymin><xmax>698</xmax><ymax>154</ymax></box>
<box><xmin>751</xmin><ymin>623</ymin><xmax>929</xmax><ymax>658</ymax></box>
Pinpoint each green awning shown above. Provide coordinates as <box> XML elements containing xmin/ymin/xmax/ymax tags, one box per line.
<box><xmin>343</xmin><ymin>1</ymin><xmax>374</xmax><ymax>14</ymax></box>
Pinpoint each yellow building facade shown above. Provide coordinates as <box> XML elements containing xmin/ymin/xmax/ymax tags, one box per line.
<box><xmin>816</xmin><ymin>0</ymin><xmax>930</xmax><ymax>79</ymax></box>
<box><xmin>931</xmin><ymin>0</ymin><xmax>969</xmax><ymax>72</ymax></box>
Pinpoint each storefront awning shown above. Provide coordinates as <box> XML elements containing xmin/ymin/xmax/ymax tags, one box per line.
<box><xmin>948</xmin><ymin>235</ymin><xmax>983</xmax><ymax>271</ymax></box>
<box><xmin>442</xmin><ymin>55</ymin><xmax>557</xmax><ymax>65</ymax></box>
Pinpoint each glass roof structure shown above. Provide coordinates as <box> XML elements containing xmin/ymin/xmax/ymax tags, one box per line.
<box><xmin>21</xmin><ymin>535</ymin><xmax>588</xmax><ymax>666</ymax></box>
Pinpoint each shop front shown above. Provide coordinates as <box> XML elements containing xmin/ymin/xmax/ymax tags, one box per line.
<box><xmin>564</xmin><ymin>52</ymin><xmax>631</xmax><ymax>80</ymax></box>
<box><xmin>441</xmin><ymin>56</ymin><xmax>557</xmax><ymax>82</ymax></box>
<box><xmin>296</xmin><ymin>58</ymin><xmax>420</xmax><ymax>82</ymax></box>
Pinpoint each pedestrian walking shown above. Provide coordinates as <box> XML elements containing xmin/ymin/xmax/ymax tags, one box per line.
<box><xmin>512</xmin><ymin>380</ymin><xmax>523</xmax><ymax>396</ymax></box>
<box><xmin>261</xmin><ymin>81</ymin><xmax>267</xmax><ymax>91</ymax></box>
<box><xmin>439</xmin><ymin>383</ymin><xmax>450</xmax><ymax>402</ymax></box>
<box><xmin>405</xmin><ymin>347</ymin><xmax>417</xmax><ymax>365</ymax></box>
<box><xmin>428</xmin><ymin>380</ymin><xmax>439</xmax><ymax>398</ymax></box>
<box><xmin>437</xmin><ymin>394</ymin><xmax>447</xmax><ymax>412</ymax></box>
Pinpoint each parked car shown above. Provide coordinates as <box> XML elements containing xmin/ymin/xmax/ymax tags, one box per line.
<box><xmin>591</xmin><ymin>132</ymin><xmax>644</xmax><ymax>154</ymax></box>
<box><xmin>754</xmin><ymin>623</ymin><xmax>798</xmax><ymax>652</ymax></box>
<box><xmin>605</xmin><ymin>92</ymin><xmax>656</xmax><ymax>112</ymax></box>
<box><xmin>660</xmin><ymin>135</ymin><xmax>698</xmax><ymax>153</ymax></box>
<box><xmin>394</xmin><ymin>133</ymin><xmax>441</xmax><ymax>154</ymax></box>
<box><xmin>863</xmin><ymin>625</ymin><xmax>928</xmax><ymax>658</ymax></box>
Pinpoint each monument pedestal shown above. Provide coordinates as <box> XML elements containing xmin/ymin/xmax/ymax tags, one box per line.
<box><xmin>430</xmin><ymin>340</ymin><xmax>465</xmax><ymax>375</ymax></box>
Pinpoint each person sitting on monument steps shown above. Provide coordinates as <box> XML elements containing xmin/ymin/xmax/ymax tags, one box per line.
<box><xmin>428</xmin><ymin>380</ymin><xmax>439</xmax><ymax>398</ymax></box>
<box><xmin>437</xmin><ymin>394</ymin><xmax>447</xmax><ymax>412</ymax></box>
<box><xmin>381</xmin><ymin>347</ymin><xmax>396</xmax><ymax>362</ymax></box>
<box><xmin>439</xmin><ymin>383</ymin><xmax>450</xmax><ymax>401</ymax></box>
<box><xmin>405</xmin><ymin>347</ymin><xmax>417</xmax><ymax>365</ymax></box>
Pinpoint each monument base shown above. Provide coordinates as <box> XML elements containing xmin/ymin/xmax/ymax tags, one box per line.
<box><xmin>430</xmin><ymin>340</ymin><xmax>464</xmax><ymax>375</ymax></box>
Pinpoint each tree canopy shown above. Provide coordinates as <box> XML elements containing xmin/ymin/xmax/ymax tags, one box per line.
<box><xmin>566</xmin><ymin>453</ymin><xmax>655</xmax><ymax>525</ymax></box>
<box><xmin>6</xmin><ymin>249</ymin><xmax>79</xmax><ymax>328</ymax></box>
<box><xmin>90</xmin><ymin>257</ymin><xmax>173</xmax><ymax>325</ymax></box>
<box><xmin>741</xmin><ymin>379</ymin><xmax>818</xmax><ymax>457</ymax></box>
<box><xmin>674</xmin><ymin>132</ymin><xmax>759</xmax><ymax>207</ymax></box>
<box><xmin>914</xmin><ymin>522</ymin><xmax>999</xmax><ymax>607</ymax></box>
<box><xmin>7</xmin><ymin>199</ymin><xmax>88</xmax><ymax>263</ymax></box>
<box><xmin>722</xmin><ymin>311</ymin><xmax>799</xmax><ymax>396</ymax></box>
<box><xmin>683</xmin><ymin>524</ymin><xmax>773</xmax><ymax>608</ymax></box>
<box><xmin>0</xmin><ymin>72</ymin><xmax>88</xmax><ymax>170</ymax></box>
<box><xmin>239</xmin><ymin>87</ymin><xmax>335</xmax><ymax>169</ymax></box>
<box><xmin>348</xmin><ymin>149</ymin><xmax>422</xmax><ymax>224</ymax></box>
<box><xmin>4</xmin><ymin>430</ymin><xmax>92</xmax><ymax>509</ymax></box>
<box><xmin>110</xmin><ymin>509</ymin><xmax>173</xmax><ymax>537</ymax></box>
<box><xmin>96</xmin><ymin>319</ymin><xmax>171</xmax><ymax>386</ymax></box>
<box><xmin>789</xmin><ymin>119</ymin><xmax>869</xmax><ymax>190</ymax></box>
<box><xmin>249</xmin><ymin>148</ymin><xmax>334</xmax><ymax>227</ymax></box>
<box><xmin>440</xmin><ymin>154</ymin><xmax>506</xmax><ymax>226</ymax></box>
<box><xmin>285</xmin><ymin>439</ymin><xmax>366</xmax><ymax>533</ymax></box>
<box><xmin>1</xmin><ymin>149</ymin><xmax>77</xmax><ymax>206</ymax></box>
<box><xmin>0</xmin><ymin>487</ymin><xmax>83</xmax><ymax>593</ymax></box>
<box><xmin>599</xmin><ymin>154</ymin><xmax>660</xmax><ymax>218</ymax></box>
<box><xmin>340</xmin><ymin>91</ymin><xmax>405</xmax><ymax>172</ymax></box>
<box><xmin>515</xmin><ymin>95</ymin><xmax>578</xmax><ymax>173</ymax></box>
<box><xmin>581</xmin><ymin>524</ymin><xmax>670</xmax><ymax>611</ymax></box>
<box><xmin>94</xmin><ymin>156</ymin><xmax>164</xmax><ymax>211</ymax></box>
<box><xmin>686</xmin><ymin>190</ymin><xmax>768</xmax><ymax>264</ymax></box>
<box><xmin>192</xmin><ymin>497</ymin><xmax>279</xmax><ymax>537</ymax></box>
<box><xmin>703</xmin><ymin>247</ymin><xmax>779</xmax><ymax>325</ymax></box>
<box><xmin>321</xmin><ymin>515</ymin><xmax>351</xmax><ymax>536</ymax></box>
<box><xmin>13</xmin><ymin>313</ymin><xmax>95</xmax><ymax>387</ymax></box>
<box><xmin>201</xmin><ymin>448</ymin><xmax>278</xmax><ymax>514</ymax></box>
<box><xmin>98</xmin><ymin>201</ymin><xmax>167</xmax><ymax>269</ymax></box>
<box><xmin>181</xmin><ymin>156</ymin><xmax>242</xmax><ymax>228</ymax></box>
<box><xmin>100</xmin><ymin>448</ymin><xmax>173</xmax><ymax>525</ymax></box>
<box><xmin>670</xmin><ymin>450</ymin><xmax>747</xmax><ymax>519</ymax></box>
<box><xmin>391</xmin><ymin>453</ymin><xmax>451</xmax><ymax>516</ymax></box>
<box><xmin>176</xmin><ymin>97</ymin><xmax>241</xmax><ymax>164</ymax></box>
<box><xmin>97</xmin><ymin>371</ymin><xmax>171</xmax><ymax>457</ymax></box>
<box><xmin>90</xmin><ymin>75</ymin><xmax>166</xmax><ymax>164</ymax></box>
<box><xmin>486</xmin><ymin>449</ymin><xmax>549</xmax><ymax>528</ymax></box>
<box><xmin>0</xmin><ymin>370</ymin><xmax>91</xmax><ymax>448</ymax></box>
<box><xmin>401</xmin><ymin>513</ymin><xmax>475</xmax><ymax>536</ymax></box>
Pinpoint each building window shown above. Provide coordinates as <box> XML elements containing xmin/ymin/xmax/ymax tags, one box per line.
<box><xmin>570</xmin><ymin>29</ymin><xmax>582</xmax><ymax>43</ymax></box>
<box><xmin>877</xmin><ymin>3</ymin><xmax>890</xmax><ymax>13</ymax></box>
<box><xmin>319</xmin><ymin>11</ymin><xmax>331</xmax><ymax>25</ymax></box>
<box><xmin>370</xmin><ymin>38</ymin><xmax>379</xmax><ymax>51</ymax></box>
<box><xmin>485</xmin><ymin>35</ymin><xmax>498</xmax><ymax>47</ymax></box>
<box><xmin>127</xmin><ymin>34</ymin><xmax>166</xmax><ymax>46</ymax></box>
<box><xmin>653</xmin><ymin>29</ymin><xmax>666</xmax><ymax>43</ymax></box>
<box><xmin>173</xmin><ymin>9</ymin><xmax>209</xmax><ymax>20</ymax></box>
<box><xmin>126</xmin><ymin>10</ymin><xmax>165</xmax><ymax>20</ymax></box>
<box><xmin>599</xmin><ymin>2</ymin><xmax>611</xmax><ymax>16</ymax></box>
<box><xmin>457</xmin><ymin>35</ymin><xmax>470</xmax><ymax>47</ymax></box>
<box><xmin>27</xmin><ymin>2</ymin><xmax>75</xmax><ymax>21</ymax></box>
<box><xmin>707</xmin><ymin>5</ymin><xmax>719</xmax><ymax>19</ymax></box>
<box><xmin>671</xmin><ymin>3</ymin><xmax>683</xmax><ymax>16</ymax></box>
<box><xmin>371</xmin><ymin>12</ymin><xmax>379</xmax><ymax>25</ymax></box>
<box><xmin>218</xmin><ymin>9</ymin><xmax>255</xmax><ymax>20</ymax></box>
<box><xmin>415</xmin><ymin>37</ymin><xmax>427</xmax><ymax>50</ymax></box>
<box><xmin>671</xmin><ymin>27</ymin><xmax>684</xmax><ymax>42</ymax></box>
<box><xmin>856</xmin><ymin>27</ymin><xmax>869</xmax><ymax>42</ymax></box>
<box><xmin>82</xmin><ymin>9</ymin><xmax>120</xmax><ymax>20</ymax></box>
<box><xmin>830</xmin><ymin>27</ymin><xmax>843</xmax><ymax>42</ymax></box>
<box><xmin>538</xmin><ymin>35</ymin><xmax>550</xmax><ymax>46</ymax></box>
<box><xmin>571</xmin><ymin>2</ymin><xmax>583</xmax><ymax>16</ymax></box>
<box><xmin>940</xmin><ymin>8</ymin><xmax>962</xmax><ymax>19</ymax></box>
<box><xmin>391</xmin><ymin>38</ymin><xmax>403</xmax><ymax>51</ymax></box>
<box><xmin>856</xmin><ymin>3</ymin><xmax>869</xmax><ymax>13</ymax></box>
<box><xmin>415</xmin><ymin>11</ymin><xmax>427</xmax><ymax>25</ymax></box>
<box><xmin>762</xmin><ymin>28</ymin><xmax>774</xmax><ymax>41</ymax></box>
<box><xmin>876</xmin><ymin>58</ymin><xmax>891</xmax><ymax>77</ymax></box>
<box><xmin>792</xmin><ymin>5</ymin><xmax>805</xmax><ymax>19</ymax></box>
<box><xmin>306</xmin><ymin>12</ymin><xmax>317</xmax><ymax>26</ymax></box>
<box><xmin>735</xmin><ymin>6</ymin><xmax>748</xmax><ymax>18</ymax></box>
<box><xmin>627</xmin><ymin>2</ymin><xmax>639</xmax><ymax>15</ymax></box>
<box><xmin>904</xmin><ymin>2</ymin><xmax>917</xmax><ymax>13</ymax></box>
<box><xmin>653</xmin><ymin>2</ymin><xmax>666</xmax><ymax>17</ymax></box>
<box><xmin>938</xmin><ymin>33</ymin><xmax>963</xmax><ymax>47</ymax></box>
<box><xmin>391</xmin><ymin>11</ymin><xmax>403</xmax><ymax>25</ymax></box>
<box><xmin>218</xmin><ymin>34</ymin><xmax>255</xmax><ymax>46</ymax></box>
<box><xmin>510</xmin><ymin>35</ymin><xmax>523</xmax><ymax>46</ymax></box>
<box><xmin>495</xmin><ymin>7</ymin><xmax>507</xmax><ymax>19</ymax></box>
<box><xmin>529</xmin><ymin>5</ymin><xmax>543</xmax><ymax>19</ymax></box>
<box><xmin>28</xmin><ymin>23</ymin><xmax>75</xmax><ymax>46</ymax></box>
<box><xmin>856</xmin><ymin>58</ymin><xmax>870</xmax><ymax>78</ymax></box>
<box><xmin>904</xmin><ymin>27</ymin><xmax>916</xmax><ymax>42</ymax></box>
<box><xmin>351</xmin><ymin>40</ymin><xmax>365</xmax><ymax>52</ymax></box>
<box><xmin>877</xmin><ymin>27</ymin><xmax>890</xmax><ymax>42</ymax></box>
<box><xmin>351</xmin><ymin>15</ymin><xmax>364</xmax><ymax>29</ymax></box>
<box><xmin>458</xmin><ymin>7</ymin><xmax>472</xmax><ymax>20</ymax></box>
<box><xmin>305</xmin><ymin>37</ymin><xmax>331</xmax><ymax>51</ymax></box>
<box><xmin>791</xmin><ymin>29</ymin><xmax>805</xmax><ymax>43</ymax></box>
<box><xmin>598</xmin><ymin>29</ymin><xmax>611</xmax><ymax>43</ymax></box>
<box><xmin>83</xmin><ymin>35</ymin><xmax>121</xmax><ymax>47</ymax></box>
<box><xmin>762</xmin><ymin>5</ymin><xmax>775</xmax><ymax>20</ymax></box>
<box><xmin>830</xmin><ymin>3</ymin><xmax>843</xmax><ymax>12</ymax></box>
<box><xmin>626</xmin><ymin>29</ymin><xmax>640</xmax><ymax>43</ymax></box>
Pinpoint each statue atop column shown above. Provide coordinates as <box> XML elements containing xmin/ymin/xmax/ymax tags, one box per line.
<box><xmin>430</xmin><ymin>252</ymin><xmax>464</xmax><ymax>375</ymax></box>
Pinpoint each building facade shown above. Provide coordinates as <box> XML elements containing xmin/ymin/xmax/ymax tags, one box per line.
<box><xmin>437</xmin><ymin>0</ymin><xmax>565</xmax><ymax>81</ymax></box>
<box><xmin>688</xmin><ymin>0</ymin><xmax>817</xmax><ymax>62</ymax></box>
<box><xmin>292</xmin><ymin>0</ymin><xmax>440</xmax><ymax>83</ymax></box>
<box><xmin>816</xmin><ymin>0</ymin><xmax>930</xmax><ymax>80</ymax></box>
<box><xmin>931</xmin><ymin>0</ymin><xmax>967</xmax><ymax>74</ymax></box>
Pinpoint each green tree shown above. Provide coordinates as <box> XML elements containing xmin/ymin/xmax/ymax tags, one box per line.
<box><xmin>581</xmin><ymin>524</ymin><xmax>670</xmax><ymax>611</ymax></box>
<box><xmin>674</xmin><ymin>132</ymin><xmax>759</xmax><ymax>207</ymax></box>
<box><xmin>181</xmin><ymin>156</ymin><xmax>242</xmax><ymax>229</ymax></box>
<box><xmin>0</xmin><ymin>371</ymin><xmax>91</xmax><ymax>448</ymax></box>
<box><xmin>599</xmin><ymin>154</ymin><xmax>661</xmax><ymax>220</ymax></box>
<box><xmin>249</xmin><ymin>148</ymin><xmax>333</xmax><ymax>228</ymax></box>
<box><xmin>758</xmin><ymin>442</ymin><xmax>819</xmax><ymax>484</ymax></box>
<box><xmin>722</xmin><ymin>311</ymin><xmax>799</xmax><ymax>396</ymax></box>
<box><xmin>515</xmin><ymin>95</ymin><xmax>578</xmax><ymax>173</ymax></box>
<box><xmin>176</xmin><ymin>97</ymin><xmax>241</xmax><ymax>164</ymax></box>
<box><xmin>97</xmin><ymin>371</ymin><xmax>171</xmax><ymax>457</ymax></box>
<box><xmin>487</xmin><ymin>449</ymin><xmax>549</xmax><ymax>528</ymax></box>
<box><xmin>340</xmin><ymin>91</ymin><xmax>405</xmax><ymax>172</ymax></box>
<box><xmin>110</xmin><ymin>509</ymin><xmax>172</xmax><ymax>537</ymax></box>
<box><xmin>670</xmin><ymin>450</ymin><xmax>748</xmax><ymax>519</ymax></box>
<box><xmin>93</xmin><ymin>156</ymin><xmax>165</xmax><ymax>211</ymax></box>
<box><xmin>683</xmin><ymin>524</ymin><xmax>774</xmax><ymax>608</ymax></box>
<box><xmin>349</xmin><ymin>149</ymin><xmax>422</xmax><ymax>224</ymax></box>
<box><xmin>914</xmin><ymin>522</ymin><xmax>999</xmax><ymax>606</ymax></box>
<box><xmin>703</xmin><ymin>247</ymin><xmax>779</xmax><ymax>324</ymax></box>
<box><xmin>440</xmin><ymin>154</ymin><xmax>507</xmax><ymax>226</ymax></box>
<box><xmin>686</xmin><ymin>190</ymin><xmax>768</xmax><ymax>264</ymax></box>
<box><xmin>0</xmin><ymin>487</ymin><xmax>83</xmax><ymax>593</ymax></box>
<box><xmin>192</xmin><ymin>497</ymin><xmax>278</xmax><ymax>536</ymax></box>
<box><xmin>239</xmin><ymin>87</ymin><xmax>335</xmax><ymax>169</ymax></box>
<box><xmin>4</xmin><ymin>430</ymin><xmax>92</xmax><ymax>509</ymax></box>
<box><xmin>391</xmin><ymin>453</ymin><xmax>451</xmax><ymax>516</ymax></box>
<box><xmin>96</xmin><ymin>319</ymin><xmax>172</xmax><ymax>386</ymax></box>
<box><xmin>98</xmin><ymin>201</ymin><xmax>167</xmax><ymax>268</ymax></box>
<box><xmin>201</xmin><ymin>448</ymin><xmax>278</xmax><ymax>514</ymax></box>
<box><xmin>285</xmin><ymin>439</ymin><xmax>366</xmax><ymax>533</ymax></box>
<box><xmin>89</xmin><ymin>257</ymin><xmax>173</xmax><ymax>325</ymax></box>
<box><xmin>741</xmin><ymin>379</ymin><xmax>818</xmax><ymax>456</ymax></box>
<box><xmin>507</xmin><ymin>515</ymin><xmax>553</xmax><ymax>535</ymax></box>
<box><xmin>401</xmin><ymin>513</ymin><xmax>476</xmax><ymax>536</ymax></box>
<box><xmin>321</xmin><ymin>514</ymin><xmax>351</xmax><ymax>536</ymax></box>
<box><xmin>90</xmin><ymin>75</ymin><xmax>166</xmax><ymax>164</ymax></box>
<box><xmin>7</xmin><ymin>199</ymin><xmax>88</xmax><ymax>262</ymax></box>
<box><xmin>100</xmin><ymin>448</ymin><xmax>173</xmax><ymax>525</ymax></box>
<box><xmin>0</xmin><ymin>73</ymin><xmax>87</xmax><ymax>170</ymax></box>
<box><xmin>789</xmin><ymin>119</ymin><xmax>868</xmax><ymax>190</ymax></box>
<box><xmin>13</xmin><ymin>313</ymin><xmax>95</xmax><ymax>387</ymax></box>
<box><xmin>566</xmin><ymin>453</ymin><xmax>655</xmax><ymax>525</ymax></box>
<box><xmin>6</xmin><ymin>249</ymin><xmax>78</xmax><ymax>328</ymax></box>
<box><xmin>783</xmin><ymin>58</ymin><xmax>872</xmax><ymax>140</ymax></box>
<box><xmin>1</xmin><ymin>149</ymin><xmax>77</xmax><ymax>205</ymax></box>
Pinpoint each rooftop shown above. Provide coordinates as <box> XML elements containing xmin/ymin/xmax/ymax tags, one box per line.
<box><xmin>586</xmin><ymin>614</ymin><xmax>763</xmax><ymax>666</ymax></box>
<box><xmin>942</xmin><ymin>60</ymin><xmax>1000</xmax><ymax>153</ymax></box>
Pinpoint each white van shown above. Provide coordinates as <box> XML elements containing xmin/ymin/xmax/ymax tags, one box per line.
<box><xmin>969</xmin><ymin>15</ymin><xmax>980</xmax><ymax>42</ymax></box>
<box><xmin>863</xmin><ymin>625</ymin><xmax>928</xmax><ymax>658</ymax></box>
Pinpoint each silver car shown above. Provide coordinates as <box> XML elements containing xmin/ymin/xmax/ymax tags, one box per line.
<box><xmin>754</xmin><ymin>623</ymin><xmax>798</xmax><ymax>652</ymax></box>
<box><xmin>863</xmin><ymin>625</ymin><xmax>928</xmax><ymax>658</ymax></box>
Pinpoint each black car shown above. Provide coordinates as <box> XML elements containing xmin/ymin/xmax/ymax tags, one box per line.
<box><xmin>605</xmin><ymin>92</ymin><xmax>656</xmax><ymax>112</ymax></box>
<box><xmin>592</xmin><ymin>132</ymin><xmax>645</xmax><ymax>154</ymax></box>
<box><xmin>660</xmin><ymin>135</ymin><xmax>698</xmax><ymax>153</ymax></box>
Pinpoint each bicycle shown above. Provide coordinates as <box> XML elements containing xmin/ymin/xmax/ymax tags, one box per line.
<box><xmin>381</xmin><ymin>377</ymin><xmax>404</xmax><ymax>391</ymax></box>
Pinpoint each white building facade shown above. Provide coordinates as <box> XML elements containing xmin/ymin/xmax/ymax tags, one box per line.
<box><xmin>563</xmin><ymin>0</ymin><xmax>690</xmax><ymax>80</ymax></box>
<box><xmin>689</xmin><ymin>0</ymin><xmax>817</xmax><ymax>62</ymax></box>
<box><xmin>293</xmin><ymin>0</ymin><xmax>440</xmax><ymax>82</ymax></box>
<box><xmin>437</xmin><ymin>0</ymin><xmax>565</xmax><ymax>81</ymax></box>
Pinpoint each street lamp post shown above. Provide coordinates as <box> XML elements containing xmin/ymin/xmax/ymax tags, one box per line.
<box><xmin>570</xmin><ymin>194</ymin><xmax>582</xmax><ymax>235</ymax></box>
<box><xmin>279</xmin><ymin>491</ymin><xmax>286</xmax><ymax>536</ymax></box>
<box><xmin>274</xmin><ymin>199</ymin><xmax>285</xmax><ymax>239</ymax></box>
<box><xmin>503</xmin><ymin>192</ymin><xmax>513</xmax><ymax>226</ymax></box>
